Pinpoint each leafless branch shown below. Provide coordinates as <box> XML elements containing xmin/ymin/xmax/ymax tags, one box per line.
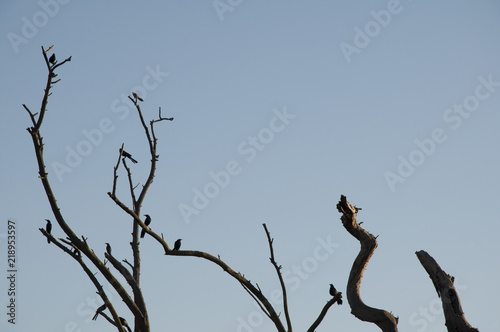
<box><xmin>40</xmin><ymin>229</ymin><xmax>127</xmax><ymax>332</ymax></box>
<box><xmin>416</xmin><ymin>250</ymin><xmax>479</xmax><ymax>332</ymax></box>
<box><xmin>307</xmin><ymin>293</ymin><xmax>343</xmax><ymax>332</ymax></box>
<box><xmin>111</xmin><ymin>144</ymin><xmax>124</xmax><ymax>196</ymax></box>
<box><xmin>26</xmin><ymin>47</ymin><xmax>145</xmax><ymax>331</ymax></box>
<box><xmin>263</xmin><ymin>223</ymin><xmax>292</xmax><ymax>331</ymax></box>
<box><xmin>337</xmin><ymin>195</ymin><xmax>398</xmax><ymax>332</ymax></box>
<box><xmin>240</xmin><ymin>283</ymin><xmax>272</xmax><ymax>319</ymax></box>
<box><xmin>122</xmin><ymin>158</ymin><xmax>137</xmax><ymax>205</ymax></box>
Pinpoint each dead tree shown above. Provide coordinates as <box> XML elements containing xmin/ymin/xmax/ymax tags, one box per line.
<box><xmin>337</xmin><ymin>195</ymin><xmax>479</xmax><ymax>332</ymax></box>
<box><xmin>24</xmin><ymin>46</ymin><xmax>342</xmax><ymax>332</ymax></box>
<box><xmin>25</xmin><ymin>46</ymin><xmax>478</xmax><ymax>332</ymax></box>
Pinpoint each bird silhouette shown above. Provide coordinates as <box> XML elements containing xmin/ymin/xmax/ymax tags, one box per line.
<box><xmin>45</xmin><ymin>219</ymin><xmax>52</xmax><ymax>243</ymax></box>
<box><xmin>173</xmin><ymin>239</ymin><xmax>182</xmax><ymax>251</ymax></box>
<box><xmin>132</xmin><ymin>92</ymin><xmax>143</xmax><ymax>102</ymax></box>
<box><xmin>140</xmin><ymin>214</ymin><xmax>151</xmax><ymax>238</ymax></box>
<box><xmin>49</xmin><ymin>53</ymin><xmax>56</xmax><ymax>64</ymax></box>
<box><xmin>92</xmin><ymin>304</ymin><xmax>106</xmax><ymax>321</ymax></box>
<box><xmin>119</xmin><ymin>317</ymin><xmax>132</xmax><ymax>332</ymax></box>
<box><xmin>119</xmin><ymin>148</ymin><xmax>138</xmax><ymax>163</ymax></box>
<box><xmin>105</xmin><ymin>243</ymin><xmax>112</xmax><ymax>255</ymax></box>
<box><xmin>329</xmin><ymin>284</ymin><xmax>337</xmax><ymax>296</ymax></box>
<box><xmin>329</xmin><ymin>284</ymin><xmax>342</xmax><ymax>305</ymax></box>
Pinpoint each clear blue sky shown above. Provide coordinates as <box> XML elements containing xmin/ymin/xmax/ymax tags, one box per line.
<box><xmin>1</xmin><ymin>1</ymin><xmax>499</xmax><ymax>331</ymax></box>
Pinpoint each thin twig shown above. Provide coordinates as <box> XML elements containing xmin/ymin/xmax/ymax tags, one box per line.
<box><xmin>263</xmin><ymin>223</ymin><xmax>291</xmax><ymax>331</ymax></box>
<box><xmin>307</xmin><ymin>293</ymin><xmax>342</xmax><ymax>332</ymax></box>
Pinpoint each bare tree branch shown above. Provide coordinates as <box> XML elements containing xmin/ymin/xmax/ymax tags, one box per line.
<box><xmin>39</xmin><ymin>229</ymin><xmax>127</xmax><ymax>332</ymax></box>
<box><xmin>25</xmin><ymin>47</ymin><xmax>145</xmax><ymax>331</ymax></box>
<box><xmin>416</xmin><ymin>250</ymin><xmax>479</xmax><ymax>332</ymax></box>
<box><xmin>166</xmin><ymin>248</ymin><xmax>287</xmax><ymax>332</ymax></box>
<box><xmin>240</xmin><ymin>283</ymin><xmax>272</xmax><ymax>319</ymax></box>
<box><xmin>111</xmin><ymin>144</ymin><xmax>124</xmax><ymax>196</ymax></box>
<box><xmin>122</xmin><ymin>157</ymin><xmax>137</xmax><ymax>205</ymax></box>
<box><xmin>307</xmin><ymin>292</ymin><xmax>342</xmax><ymax>332</ymax></box>
<box><xmin>337</xmin><ymin>195</ymin><xmax>399</xmax><ymax>332</ymax></box>
<box><xmin>263</xmin><ymin>223</ymin><xmax>292</xmax><ymax>331</ymax></box>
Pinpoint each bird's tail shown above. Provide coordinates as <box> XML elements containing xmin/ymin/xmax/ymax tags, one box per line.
<box><xmin>130</xmin><ymin>157</ymin><xmax>138</xmax><ymax>163</ymax></box>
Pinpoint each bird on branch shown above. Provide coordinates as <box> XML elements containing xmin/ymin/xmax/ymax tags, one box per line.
<box><xmin>92</xmin><ymin>304</ymin><xmax>106</xmax><ymax>321</ymax></box>
<box><xmin>173</xmin><ymin>239</ymin><xmax>182</xmax><ymax>251</ymax></box>
<box><xmin>105</xmin><ymin>243</ymin><xmax>112</xmax><ymax>255</ymax></box>
<box><xmin>119</xmin><ymin>317</ymin><xmax>132</xmax><ymax>332</ymax></box>
<box><xmin>132</xmin><ymin>92</ymin><xmax>143</xmax><ymax>102</ymax></box>
<box><xmin>330</xmin><ymin>284</ymin><xmax>343</xmax><ymax>305</ymax></box>
<box><xmin>49</xmin><ymin>53</ymin><xmax>56</xmax><ymax>64</ymax></box>
<box><xmin>140</xmin><ymin>214</ymin><xmax>151</xmax><ymax>238</ymax></box>
<box><xmin>119</xmin><ymin>148</ymin><xmax>138</xmax><ymax>163</ymax></box>
<box><xmin>45</xmin><ymin>219</ymin><xmax>52</xmax><ymax>243</ymax></box>
<box><xmin>329</xmin><ymin>284</ymin><xmax>337</xmax><ymax>296</ymax></box>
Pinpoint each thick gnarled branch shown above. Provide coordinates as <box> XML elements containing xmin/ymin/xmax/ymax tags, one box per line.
<box><xmin>416</xmin><ymin>250</ymin><xmax>479</xmax><ymax>332</ymax></box>
<box><xmin>337</xmin><ymin>195</ymin><xmax>398</xmax><ymax>332</ymax></box>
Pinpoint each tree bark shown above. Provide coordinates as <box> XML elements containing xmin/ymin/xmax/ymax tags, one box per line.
<box><xmin>416</xmin><ymin>250</ymin><xmax>479</xmax><ymax>332</ymax></box>
<box><xmin>337</xmin><ymin>195</ymin><xmax>399</xmax><ymax>332</ymax></box>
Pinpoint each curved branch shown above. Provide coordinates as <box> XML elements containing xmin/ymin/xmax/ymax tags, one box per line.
<box><xmin>166</xmin><ymin>248</ymin><xmax>287</xmax><ymax>332</ymax></box>
<box><xmin>108</xmin><ymin>191</ymin><xmax>289</xmax><ymax>330</ymax></box>
<box><xmin>108</xmin><ymin>192</ymin><xmax>286</xmax><ymax>332</ymax></box>
<box><xmin>337</xmin><ymin>195</ymin><xmax>398</xmax><ymax>332</ymax></box>
<box><xmin>240</xmin><ymin>283</ymin><xmax>272</xmax><ymax>319</ymax></box>
<box><xmin>416</xmin><ymin>250</ymin><xmax>479</xmax><ymax>332</ymax></box>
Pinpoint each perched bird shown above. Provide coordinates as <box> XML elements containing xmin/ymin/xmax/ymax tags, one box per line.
<box><xmin>173</xmin><ymin>239</ymin><xmax>182</xmax><ymax>251</ymax></box>
<box><xmin>140</xmin><ymin>214</ymin><xmax>151</xmax><ymax>238</ymax></box>
<box><xmin>105</xmin><ymin>243</ymin><xmax>112</xmax><ymax>255</ymax></box>
<box><xmin>119</xmin><ymin>148</ymin><xmax>138</xmax><ymax>163</ymax></box>
<box><xmin>45</xmin><ymin>219</ymin><xmax>52</xmax><ymax>243</ymax></box>
<box><xmin>119</xmin><ymin>317</ymin><xmax>132</xmax><ymax>332</ymax></box>
<box><xmin>49</xmin><ymin>53</ymin><xmax>56</xmax><ymax>64</ymax></box>
<box><xmin>329</xmin><ymin>284</ymin><xmax>342</xmax><ymax>305</ymax></box>
<box><xmin>329</xmin><ymin>284</ymin><xmax>337</xmax><ymax>297</ymax></box>
<box><xmin>132</xmin><ymin>92</ymin><xmax>144</xmax><ymax>102</ymax></box>
<box><xmin>92</xmin><ymin>304</ymin><xmax>106</xmax><ymax>321</ymax></box>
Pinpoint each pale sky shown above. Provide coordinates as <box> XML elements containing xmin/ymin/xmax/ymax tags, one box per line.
<box><xmin>1</xmin><ymin>1</ymin><xmax>500</xmax><ymax>331</ymax></box>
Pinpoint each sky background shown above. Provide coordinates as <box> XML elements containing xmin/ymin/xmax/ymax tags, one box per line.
<box><xmin>1</xmin><ymin>1</ymin><xmax>499</xmax><ymax>331</ymax></box>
